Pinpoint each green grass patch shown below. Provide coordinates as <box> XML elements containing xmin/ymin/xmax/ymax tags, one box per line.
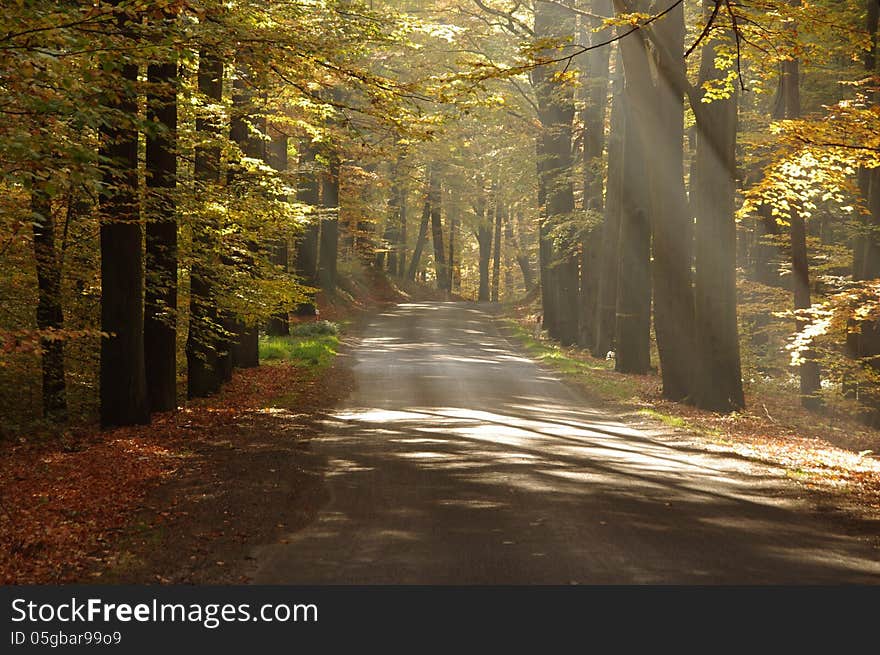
<box><xmin>638</xmin><ymin>409</ymin><xmax>689</xmax><ymax>429</ymax></box>
<box><xmin>499</xmin><ymin>318</ymin><xmax>637</xmax><ymax>402</ymax></box>
<box><xmin>259</xmin><ymin>334</ymin><xmax>339</xmax><ymax>370</ymax></box>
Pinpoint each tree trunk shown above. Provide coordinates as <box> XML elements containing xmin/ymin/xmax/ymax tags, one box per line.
<box><xmin>476</xmin><ymin>188</ymin><xmax>492</xmax><ymax>301</ymax></box>
<box><xmin>491</xmin><ymin>196</ymin><xmax>503</xmax><ymax>303</ymax></box>
<box><xmin>614</xmin><ymin>4</ymin><xmax>652</xmax><ymax>374</ymax></box>
<box><xmin>295</xmin><ymin>142</ymin><xmax>320</xmax><ymax>315</ymax></box>
<box><xmin>512</xmin><ymin>208</ymin><xmax>535</xmax><ymax>293</ymax></box>
<box><xmin>187</xmin><ymin>52</ymin><xmax>224</xmax><ymax>399</ymax></box>
<box><xmin>781</xmin><ymin>7</ymin><xmax>821</xmax><ymax>408</ymax></box>
<box><xmin>614</xmin><ymin>100</ymin><xmax>651</xmax><ymax>374</ymax></box>
<box><xmin>407</xmin><ymin>174</ymin><xmax>432</xmax><ymax>282</ymax></box>
<box><xmin>227</xmin><ymin>67</ymin><xmax>262</xmax><ymax>369</ymax></box>
<box><xmin>646</xmin><ymin>1</ymin><xmax>695</xmax><ymax>401</ymax></box>
<box><xmin>847</xmin><ymin>0</ymin><xmax>880</xmax><ymax>424</ymax></box>
<box><xmin>533</xmin><ymin>2</ymin><xmax>578</xmax><ymax>344</ymax></box>
<box><xmin>144</xmin><ymin>59</ymin><xmax>179</xmax><ymax>412</ymax></box>
<box><xmin>31</xmin><ymin>181</ymin><xmax>67</xmax><ymax>421</ymax></box>
<box><xmin>397</xmin><ymin>178</ymin><xmax>408</xmax><ymax>277</ymax></box>
<box><xmin>692</xmin><ymin>2</ymin><xmax>745</xmax><ymax>412</ymax></box>
<box><xmin>428</xmin><ymin>167</ymin><xmax>448</xmax><ymax>291</ymax></box>
<box><xmin>319</xmin><ymin>153</ymin><xmax>340</xmax><ymax>291</ymax></box>
<box><xmin>578</xmin><ymin>0</ymin><xmax>612</xmax><ymax>349</ymax></box>
<box><xmin>448</xmin><ymin>208</ymin><xmax>458</xmax><ymax>292</ymax></box>
<box><xmin>99</xmin><ymin>7</ymin><xmax>149</xmax><ymax>426</ymax></box>
<box><xmin>593</xmin><ymin>50</ymin><xmax>623</xmax><ymax>359</ymax></box>
<box><xmin>266</xmin><ymin>124</ymin><xmax>290</xmax><ymax>336</ymax></box>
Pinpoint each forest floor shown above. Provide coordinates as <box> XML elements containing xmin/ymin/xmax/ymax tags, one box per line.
<box><xmin>0</xmin><ymin>265</ymin><xmax>452</xmax><ymax>584</ymax></box>
<box><xmin>504</xmin><ymin>305</ymin><xmax>880</xmax><ymax>526</ymax></box>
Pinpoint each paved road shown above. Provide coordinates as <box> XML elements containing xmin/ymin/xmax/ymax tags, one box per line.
<box><xmin>251</xmin><ymin>302</ymin><xmax>880</xmax><ymax>584</ymax></box>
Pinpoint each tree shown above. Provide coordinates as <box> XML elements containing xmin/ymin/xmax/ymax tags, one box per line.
<box><xmin>533</xmin><ymin>0</ymin><xmax>579</xmax><ymax>345</ymax></box>
<box><xmin>692</xmin><ymin>0</ymin><xmax>745</xmax><ymax>412</ymax></box>
<box><xmin>144</xmin><ymin>48</ymin><xmax>179</xmax><ymax>412</ymax></box>
<box><xmin>187</xmin><ymin>52</ymin><xmax>225</xmax><ymax>399</ymax></box>
<box><xmin>31</xmin><ymin>180</ymin><xmax>67</xmax><ymax>421</ymax></box>
<box><xmin>613</xmin><ymin>0</ymin><xmax>652</xmax><ymax>374</ymax></box>
<box><xmin>98</xmin><ymin>4</ymin><xmax>149</xmax><ymax>427</ymax></box>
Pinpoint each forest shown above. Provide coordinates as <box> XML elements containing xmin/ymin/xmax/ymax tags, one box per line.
<box><xmin>2</xmin><ymin>0</ymin><xmax>880</xmax><ymax>584</ymax></box>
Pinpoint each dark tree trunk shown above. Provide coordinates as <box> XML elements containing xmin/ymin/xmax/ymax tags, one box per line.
<box><xmin>319</xmin><ymin>153</ymin><xmax>340</xmax><ymax>291</ymax></box>
<box><xmin>407</xmin><ymin>173</ymin><xmax>432</xmax><ymax>281</ymax></box>
<box><xmin>386</xmin><ymin>178</ymin><xmax>400</xmax><ymax>275</ymax></box>
<box><xmin>753</xmin><ymin>205</ymin><xmax>782</xmax><ymax>287</ymax></box>
<box><xmin>397</xmin><ymin>178</ymin><xmax>408</xmax><ymax>277</ymax></box>
<box><xmin>227</xmin><ymin>68</ymin><xmax>262</xmax><ymax>369</ymax></box>
<box><xmin>504</xmin><ymin>205</ymin><xmax>515</xmax><ymax>296</ymax></box>
<box><xmin>646</xmin><ymin>2</ymin><xmax>695</xmax><ymax>401</ymax></box>
<box><xmin>614</xmin><ymin>100</ymin><xmax>651</xmax><ymax>374</ymax></box>
<box><xmin>448</xmin><ymin>209</ymin><xmax>458</xmax><ymax>292</ymax></box>
<box><xmin>536</xmin><ymin>141</ymin><xmax>558</xmax><ymax>336</ymax></box>
<box><xmin>847</xmin><ymin>0</ymin><xmax>880</xmax><ymax>424</ymax></box>
<box><xmin>295</xmin><ymin>142</ymin><xmax>320</xmax><ymax>315</ymax></box>
<box><xmin>533</xmin><ymin>1</ymin><xmax>578</xmax><ymax>345</ymax></box>
<box><xmin>615</xmin><ymin>5</ymin><xmax>652</xmax><ymax>374</ymax></box>
<box><xmin>99</xmin><ymin>9</ymin><xmax>149</xmax><ymax>426</ymax></box>
<box><xmin>428</xmin><ymin>167</ymin><xmax>448</xmax><ymax>291</ymax></box>
<box><xmin>266</xmin><ymin>124</ymin><xmax>290</xmax><ymax>336</ymax></box>
<box><xmin>491</xmin><ymin>197</ymin><xmax>503</xmax><ymax>303</ymax></box>
<box><xmin>593</xmin><ymin>51</ymin><xmax>623</xmax><ymax>359</ymax></box>
<box><xmin>187</xmin><ymin>52</ymin><xmax>224</xmax><ymax>399</ymax></box>
<box><xmin>512</xmin><ymin>208</ymin><xmax>535</xmax><ymax>293</ymax></box>
<box><xmin>578</xmin><ymin>0</ymin><xmax>612</xmax><ymax>349</ymax></box>
<box><xmin>692</xmin><ymin>4</ymin><xmax>745</xmax><ymax>412</ymax></box>
<box><xmin>31</xmin><ymin>181</ymin><xmax>67</xmax><ymax>421</ymax></box>
<box><xmin>144</xmin><ymin>59</ymin><xmax>179</xmax><ymax>412</ymax></box>
<box><xmin>780</xmin><ymin>10</ymin><xmax>821</xmax><ymax>408</ymax></box>
<box><xmin>476</xmin><ymin>189</ymin><xmax>492</xmax><ymax>301</ymax></box>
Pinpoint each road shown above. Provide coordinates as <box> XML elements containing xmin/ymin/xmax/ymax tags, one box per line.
<box><xmin>251</xmin><ymin>302</ymin><xmax>880</xmax><ymax>584</ymax></box>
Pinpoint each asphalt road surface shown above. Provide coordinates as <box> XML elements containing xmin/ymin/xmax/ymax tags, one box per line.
<box><xmin>251</xmin><ymin>302</ymin><xmax>880</xmax><ymax>584</ymax></box>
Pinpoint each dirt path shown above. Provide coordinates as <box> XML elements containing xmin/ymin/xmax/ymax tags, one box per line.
<box><xmin>249</xmin><ymin>301</ymin><xmax>880</xmax><ymax>584</ymax></box>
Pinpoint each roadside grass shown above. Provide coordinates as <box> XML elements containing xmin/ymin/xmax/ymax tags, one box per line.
<box><xmin>499</xmin><ymin>319</ymin><xmax>638</xmax><ymax>402</ymax></box>
<box><xmin>259</xmin><ymin>333</ymin><xmax>339</xmax><ymax>370</ymax></box>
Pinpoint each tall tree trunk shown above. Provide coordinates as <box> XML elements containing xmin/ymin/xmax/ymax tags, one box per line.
<box><xmin>144</xmin><ymin>59</ymin><xmax>179</xmax><ymax>412</ymax></box>
<box><xmin>187</xmin><ymin>52</ymin><xmax>224</xmax><ymax>399</ymax></box>
<box><xmin>646</xmin><ymin>1</ymin><xmax>695</xmax><ymax>401</ymax></box>
<box><xmin>491</xmin><ymin>196</ymin><xmax>503</xmax><ymax>303</ymax></box>
<box><xmin>397</xmin><ymin>176</ymin><xmax>408</xmax><ymax>277</ymax></box>
<box><xmin>476</xmin><ymin>187</ymin><xmax>492</xmax><ymax>301</ymax></box>
<box><xmin>31</xmin><ymin>181</ymin><xmax>67</xmax><ymax>421</ymax></box>
<box><xmin>593</xmin><ymin>50</ymin><xmax>623</xmax><ymax>358</ymax></box>
<box><xmin>536</xmin><ymin>141</ymin><xmax>558</xmax><ymax>335</ymax></box>
<box><xmin>512</xmin><ymin>208</ymin><xmax>535</xmax><ymax>293</ymax></box>
<box><xmin>266</xmin><ymin>124</ymin><xmax>290</xmax><ymax>336</ymax></box>
<box><xmin>319</xmin><ymin>153</ymin><xmax>340</xmax><ymax>291</ymax></box>
<box><xmin>504</xmin><ymin>204</ymin><xmax>515</xmax><ymax>297</ymax></box>
<box><xmin>99</xmin><ymin>6</ymin><xmax>149</xmax><ymax>426</ymax></box>
<box><xmin>428</xmin><ymin>167</ymin><xmax>448</xmax><ymax>291</ymax></box>
<box><xmin>614</xmin><ymin>103</ymin><xmax>651</xmax><ymax>373</ymax></box>
<box><xmin>781</xmin><ymin>6</ymin><xmax>821</xmax><ymax>408</ymax></box>
<box><xmin>227</xmin><ymin>67</ymin><xmax>262</xmax><ymax>369</ymax></box>
<box><xmin>692</xmin><ymin>1</ymin><xmax>745</xmax><ymax>412</ymax></box>
<box><xmin>533</xmin><ymin>1</ymin><xmax>578</xmax><ymax>345</ymax></box>
<box><xmin>847</xmin><ymin>0</ymin><xmax>880</xmax><ymax>424</ymax></box>
<box><xmin>578</xmin><ymin>0</ymin><xmax>612</xmax><ymax>349</ymax></box>
<box><xmin>407</xmin><ymin>174</ymin><xmax>432</xmax><ymax>282</ymax></box>
<box><xmin>386</xmin><ymin>177</ymin><xmax>401</xmax><ymax>275</ymax></box>
<box><xmin>448</xmin><ymin>208</ymin><xmax>458</xmax><ymax>292</ymax></box>
<box><xmin>614</xmin><ymin>2</ymin><xmax>652</xmax><ymax>374</ymax></box>
<box><xmin>295</xmin><ymin>142</ymin><xmax>320</xmax><ymax>315</ymax></box>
